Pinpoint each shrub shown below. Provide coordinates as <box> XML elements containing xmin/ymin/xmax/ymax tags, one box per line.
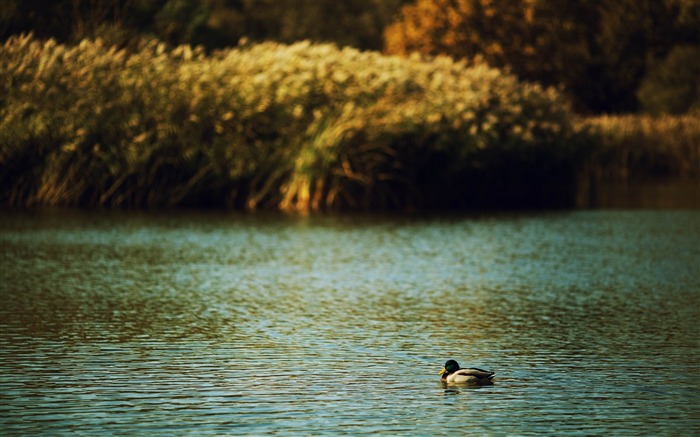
<box><xmin>637</xmin><ymin>45</ymin><xmax>700</xmax><ymax>116</ymax></box>
<box><xmin>1</xmin><ymin>34</ymin><xmax>589</xmax><ymax>210</ymax></box>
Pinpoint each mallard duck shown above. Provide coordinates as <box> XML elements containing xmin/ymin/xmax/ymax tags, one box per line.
<box><xmin>439</xmin><ymin>359</ymin><xmax>495</xmax><ymax>385</ymax></box>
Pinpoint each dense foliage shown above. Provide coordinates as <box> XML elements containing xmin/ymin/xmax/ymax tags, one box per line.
<box><xmin>636</xmin><ymin>45</ymin><xmax>700</xmax><ymax>115</ymax></box>
<box><xmin>3</xmin><ymin>0</ymin><xmax>698</xmax><ymax>114</ymax></box>
<box><xmin>1</xmin><ymin>34</ymin><xmax>589</xmax><ymax>210</ymax></box>
<box><xmin>0</xmin><ymin>0</ymin><xmax>408</xmax><ymax>51</ymax></box>
<box><xmin>583</xmin><ymin>115</ymin><xmax>700</xmax><ymax>181</ymax></box>
<box><xmin>385</xmin><ymin>0</ymin><xmax>700</xmax><ymax>113</ymax></box>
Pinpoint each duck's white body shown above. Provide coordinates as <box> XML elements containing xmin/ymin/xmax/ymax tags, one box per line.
<box><xmin>442</xmin><ymin>368</ymin><xmax>495</xmax><ymax>385</ymax></box>
<box><xmin>440</xmin><ymin>360</ymin><xmax>495</xmax><ymax>385</ymax></box>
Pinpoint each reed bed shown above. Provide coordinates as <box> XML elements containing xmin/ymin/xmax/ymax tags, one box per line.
<box><xmin>2</xmin><ymin>34</ymin><xmax>590</xmax><ymax>210</ymax></box>
<box><xmin>582</xmin><ymin>114</ymin><xmax>700</xmax><ymax>181</ymax></box>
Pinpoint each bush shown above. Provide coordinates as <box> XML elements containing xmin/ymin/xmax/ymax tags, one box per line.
<box><xmin>1</xmin><ymin>34</ymin><xmax>589</xmax><ymax>210</ymax></box>
<box><xmin>637</xmin><ymin>45</ymin><xmax>700</xmax><ymax>116</ymax></box>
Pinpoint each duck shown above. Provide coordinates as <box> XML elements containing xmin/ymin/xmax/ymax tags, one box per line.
<box><xmin>439</xmin><ymin>359</ymin><xmax>495</xmax><ymax>385</ymax></box>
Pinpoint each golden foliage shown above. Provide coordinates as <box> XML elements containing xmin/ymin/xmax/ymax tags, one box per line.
<box><xmin>1</xmin><ymin>34</ymin><xmax>586</xmax><ymax>210</ymax></box>
<box><xmin>385</xmin><ymin>0</ymin><xmax>539</xmax><ymax>72</ymax></box>
<box><xmin>582</xmin><ymin>114</ymin><xmax>700</xmax><ymax>180</ymax></box>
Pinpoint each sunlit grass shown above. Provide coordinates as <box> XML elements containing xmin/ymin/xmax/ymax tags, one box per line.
<box><xmin>582</xmin><ymin>114</ymin><xmax>700</xmax><ymax>181</ymax></box>
<box><xmin>2</xmin><ymin>34</ymin><xmax>592</xmax><ymax>210</ymax></box>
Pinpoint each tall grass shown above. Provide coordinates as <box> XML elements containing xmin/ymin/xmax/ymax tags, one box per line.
<box><xmin>582</xmin><ymin>115</ymin><xmax>700</xmax><ymax>181</ymax></box>
<box><xmin>1</xmin><ymin>34</ymin><xmax>590</xmax><ymax>210</ymax></box>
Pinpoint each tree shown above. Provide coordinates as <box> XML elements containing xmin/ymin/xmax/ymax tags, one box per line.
<box><xmin>2</xmin><ymin>0</ymin><xmax>410</xmax><ymax>52</ymax></box>
<box><xmin>637</xmin><ymin>45</ymin><xmax>700</xmax><ymax>115</ymax></box>
<box><xmin>384</xmin><ymin>0</ymin><xmax>602</xmax><ymax>109</ymax></box>
<box><xmin>384</xmin><ymin>0</ymin><xmax>699</xmax><ymax>113</ymax></box>
<box><xmin>204</xmin><ymin>0</ymin><xmax>409</xmax><ymax>51</ymax></box>
<box><xmin>154</xmin><ymin>0</ymin><xmax>209</xmax><ymax>46</ymax></box>
<box><xmin>1</xmin><ymin>0</ymin><xmax>138</xmax><ymax>43</ymax></box>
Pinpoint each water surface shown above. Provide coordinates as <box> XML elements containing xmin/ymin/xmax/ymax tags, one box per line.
<box><xmin>1</xmin><ymin>210</ymin><xmax>699</xmax><ymax>435</ymax></box>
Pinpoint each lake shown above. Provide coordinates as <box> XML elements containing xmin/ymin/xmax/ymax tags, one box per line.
<box><xmin>1</xmin><ymin>209</ymin><xmax>699</xmax><ymax>436</ymax></box>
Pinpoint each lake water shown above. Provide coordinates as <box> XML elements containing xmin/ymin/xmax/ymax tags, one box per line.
<box><xmin>1</xmin><ymin>210</ymin><xmax>699</xmax><ymax>436</ymax></box>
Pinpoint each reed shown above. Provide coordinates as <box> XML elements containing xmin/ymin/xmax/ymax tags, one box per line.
<box><xmin>2</xmin><ymin>34</ymin><xmax>591</xmax><ymax>210</ymax></box>
<box><xmin>581</xmin><ymin>114</ymin><xmax>700</xmax><ymax>181</ymax></box>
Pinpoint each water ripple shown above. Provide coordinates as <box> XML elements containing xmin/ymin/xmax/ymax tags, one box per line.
<box><xmin>1</xmin><ymin>210</ymin><xmax>699</xmax><ymax>435</ymax></box>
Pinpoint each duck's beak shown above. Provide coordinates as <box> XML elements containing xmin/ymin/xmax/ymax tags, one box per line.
<box><xmin>439</xmin><ymin>367</ymin><xmax>447</xmax><ymax>376</ymax></box>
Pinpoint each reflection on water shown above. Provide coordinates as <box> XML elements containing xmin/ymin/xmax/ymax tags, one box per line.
<box><xmin>580</xmin><ymin>179</ymin><xmax>700</xmax><ymax>209</ymax></box>
<box><xmin>1</xmin><ymin>210</ymin><xmax>699</xmax><ymax>435</ymax></box>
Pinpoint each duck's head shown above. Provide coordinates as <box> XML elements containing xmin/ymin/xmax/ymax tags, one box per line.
<box><xmin>439</xmin><ymin>359</ymin><xmax>460</xmax><ymax>376</ymax></box>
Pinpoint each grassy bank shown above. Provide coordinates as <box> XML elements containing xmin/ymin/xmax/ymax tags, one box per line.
<box><xmin>0</xmin><ymin>34</ymin><xmax>588</xmax><ymax>210</ymax></box>
<box><xmin>574</xmin><ymin>114</ymin><xmax>700</xmax><ymax>208</ymax></box>
<box><xmin>6</xmin><ymin>34</ymin><xmax>694</xmax><ymax>212</ymax></box>
<box><xmin>581</xmin><ymin>114</ymin><xmax>700</xmax><ymax>181</ymax></box>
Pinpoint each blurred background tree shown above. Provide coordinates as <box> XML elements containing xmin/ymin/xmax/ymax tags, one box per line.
<box><xmin>1</xmin><ymin>0</ymin><xmax>697</xmax><ymax>114</ymax></box>
<box><xmin>637</xmin><ymin>45</ymin><xmax>700</xmax><ymax>115</ymax></box>
<box><xmin>0</xmin><ymin>0</ymin><xmax>408</xmax><ymax>51</ymax></box>
<box><xmin>154</xmin><ymin>0</ymin><xmax>209</xmax><ymax>46</ymax></box>
<box><xmin>210</xmin><ymin>0</ymin><xmax>408</xmax><ymax>51</ymax></box>
<box><xmin>384</xmin><ymin>0</ymin><xmax>699</xmax><ymax>114</ymax></box>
